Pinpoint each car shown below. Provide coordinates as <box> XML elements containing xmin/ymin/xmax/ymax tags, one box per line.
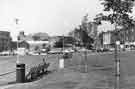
<box><xmin>40</xmin><ymin>53</ymin><xmax>47</xmax><ymax>55</ymax></box>
<box><xmin>67</xmin><ymin>49</ymin><xmax>74</xmax><ymax>53</ymax></box>
<box><xmin>125</xmin><ymin>47</ymin><xmax>131</xmax><ymax>51</ymax></box>
<box><xmin>63</xmin><ymin>52</ymin><xmax>73</xmax><ymax>59</ymax></box>
<box><xmin>109</xmin><ymin>48</ymin><xmax>115</xmax><ymax>52</ymax></box>
<box><xmin>48</xmin><ymin>48</ymin><xmax>62</xmax><ymax>54</ymax></box>
<box><xmin>62</xmin><ymin>49</ymin><xmax>74</xmax><ymax>53</ymax></box>
<box><xmin>102</xmin><ymin>48</ymin><xmax>110</xmax><ymax>52</ymax></box>
<box><xmin>96</xmin><ymin>48</ymin><xmax>104</xmax><ymax>52</ymax></box>
<box><xmin>0</xmin><ymin>51</ymin><xmax>10</xmax><ymax>56</ymax></box>
<box><xmin>28</xmin><ymin>51</ymin><xmax>40</xmax><ymax>55</ymax></box>
<box><xmin>79</xmin><ymin>48</ymin><xmax>87</xmax><ymax>52</ymax></box>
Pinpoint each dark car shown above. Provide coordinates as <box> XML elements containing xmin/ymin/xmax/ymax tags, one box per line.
<box><xmin>102</xmin><ymin>48</ymin><xmax>110</xmax><ymax>52</ymax></box>
<box><xmin>96</xmin><ymin>48</ymin><xmax>103</xmax><ymax>52</ymax></box>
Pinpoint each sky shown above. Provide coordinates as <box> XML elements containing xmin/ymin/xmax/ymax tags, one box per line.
<box><xmin>0</xmin><ymin>0</ymin><xmax>133</xmax><ymax>40</ymax></box>
<box><xmin>0</xmin><ymin>0</ymin><xmax>105</xmax><ymax>40</ymax></box>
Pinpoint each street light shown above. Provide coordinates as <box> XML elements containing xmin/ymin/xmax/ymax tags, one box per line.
<box><xmin>15</xmin><ymin>18</ymin><xmax>26</xmax><ymax>83</ymax></box>
<box><xmin>59</xmin><ymin>35</ymin><xmax>64</xmax><ymax>69</ymax></box>
<box><xmin>15</xmin><ymin>18</ymin><xmax>19</xmax><ymax>64</ymax></box>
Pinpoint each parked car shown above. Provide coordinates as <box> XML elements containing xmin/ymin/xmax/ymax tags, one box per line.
<box><xmin>62</xmin><ymin>48</ymin><xmax>74</xmax><ymax>53</ymax></box>
<box><xmin>109</xmin><ymin>48</ymin><xmax>115</xmax><ymax>52</ymax></box>
<box><xmin>48</xmin><ymin>48</ymin><xmax>62</xmax><ymax>54</ymax></box>
<box><xmin>0</xmin><ymin>51</ymin><xmax>10</xmax><ymax>56</ymax></box>
<box><xmin>28</xmin><ymin>51</ymin><xmax>40</xmax><ymax>55</ymax></box>
<box><xmin>96</xmin><ymin>48</ymin><xmax>104</xmax><ymax>52</ymax></box>
<box><xmin>102</xmin><ymin>48</ymin><xmax>110</xmax><ymax>52</ymax></box>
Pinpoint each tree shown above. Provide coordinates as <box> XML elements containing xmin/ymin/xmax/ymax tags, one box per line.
<box><xmin>95</xmin><ymin>0</ymin><xmax>135</xmax><ymax>31</ymax></box>
<box><xmin>95</xmin><ymin>0</ymin><xmax>135</xmax><ymax>88</ymax></box>
<box><xmin>80</xmin><ymin>14</ymin><xmax>94</xmax><ymax>47</ymax></box>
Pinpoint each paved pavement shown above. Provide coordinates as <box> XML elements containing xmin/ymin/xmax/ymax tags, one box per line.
<box><xmin>0</xmin><ymin>51</ymin><xmax>135</xmax><ymax>89</ymax></box>
<box><xmin>0</xmin><ymin>52</ymin><xmax>114</xmax><ymax>89</ymax></box>
<box><xmin>2</xmin><ymin>68</ymin><xmax>112</xmax><ymax>89</ymax></box>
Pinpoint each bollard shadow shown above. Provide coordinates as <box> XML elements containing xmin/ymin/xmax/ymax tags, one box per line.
<box><xmin>8</xmin><ymin>81</ymin><xmax>17</xmax><ymax>85</ymax></box>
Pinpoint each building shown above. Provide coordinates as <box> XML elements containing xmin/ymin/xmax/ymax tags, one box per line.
<box><xmin>99</xmin><ymin>31</ymin><xmax>111</xmax><ymax>48</ymax></box>
<box><xmin>49</xmin><ymin>36</ymin><xmax>75</xmax><ymax>48</ymax></box>
<box><xmin>98</xmin><ymin>30</ymin><xmax>116</xmax><ymax>48</ymax></box>
<box><xmin>27</xmin><ymin>41</ymin><xmax>49</xmax><ymax>51</ymax></box>
<box><xmin>18</xmin><ymin>31</ymin><xmax>50</xmax><ymax>41</ymax></box>
<box><xmin>103</xmin><ymin>31</ymin><xmax>113</xmax><ymax>48</ymax></box>
<box><xmin>17</xmin><ymin>31</ymin><xmax>50</xmax><ymax>51</ymax></box>
<box><xmin>99</xmin><ymin>26</ymin><xmax>135</xmax><ymax>48</ymax></box>
<box><xmin>118</xmin><ymin>28</ymin><xmax>135</xmax><ymax>44</ymax></box>
<box><xmin>18</xmin><ymin>41</ymin><xmax>29</xmax><ymax>49</ymax></box>
<box><xmin>0</xmin><ymin>31</ymin><xmax>11</xmax><ymax>51</ymax></box>
<box><xmin>18</xmin><ymin>31</ymin><xmax>26</xmax><ymax>41</ymax></box>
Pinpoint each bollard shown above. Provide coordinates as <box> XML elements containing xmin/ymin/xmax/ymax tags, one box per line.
<box><xmin>59</xmin><ymin>58</ymin><xmax>64</xmax><ymax>69</ymax></box>
<box><xmin>16</xmin><ymin>63</ymin><xmax>25</xmax><ymax>83</ymax></box>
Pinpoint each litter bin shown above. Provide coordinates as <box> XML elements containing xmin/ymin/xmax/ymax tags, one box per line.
<box><xmin>16</xmin><ymin>63</ymin><xmax>25</xmax><ymax>83</ymax></box>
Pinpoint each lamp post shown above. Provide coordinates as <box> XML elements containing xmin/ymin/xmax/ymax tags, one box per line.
<box><xmin>59</xmin><ymin>35</ymin><xmax>64</xmax><ymax>69</ymax></box>
<box><xmin>15</xmin><ymin>18</ymin><xmax>19</xmax><ymax>64</ymax></box>
<box><xmin>15</xmin><ymin>18</ymin><xmax>25</xmax><ymax>83</ymax></box>
<box><xmin>63</xmin><ymin>34</ymin><xmax>64</xmax><ymax>55</ymax></box>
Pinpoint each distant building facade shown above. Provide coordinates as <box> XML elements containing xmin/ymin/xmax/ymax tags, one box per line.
<box><xmin>99</xmin><ymin>26</ymin><xmax>135</xmax><ymax>48</ymax></box>
<box><xmin>27</xmin><ymin>41</ymin><xmax>49</xmax><ymax>51</ymax></box>
<box><xmin>0</xmin><ymin>31</ymin><xmax>11</xmax><ymax>51</ymax></box>
<box><xmin>17</xmin><ymin>31</ymin><xmax>50</xmax><ymax>51</ymax></box>
<box><xmin>18</xmin><ymin>41</ymin><xmax>29</xmax><ymax>49</ymax></box>
<box><xmin>117</xmin><ymin>28</ymin><xmax>135</xmax><ymax>44</ymax></box>
<box><xmin>102</xmin><ymin>31</ymin><xmax>114</xmax><ymax>48</ymax></box>
<box><xmin>18</xmin><ymin>31</ymin><xmax>50</xmax><ymax>41</ymax></box>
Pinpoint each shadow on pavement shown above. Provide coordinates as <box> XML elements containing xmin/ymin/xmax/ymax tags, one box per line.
<box><xmin>25</xmin><ymin>70</ymin><xmax>55</xmax><ymax>83</ymax></box>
